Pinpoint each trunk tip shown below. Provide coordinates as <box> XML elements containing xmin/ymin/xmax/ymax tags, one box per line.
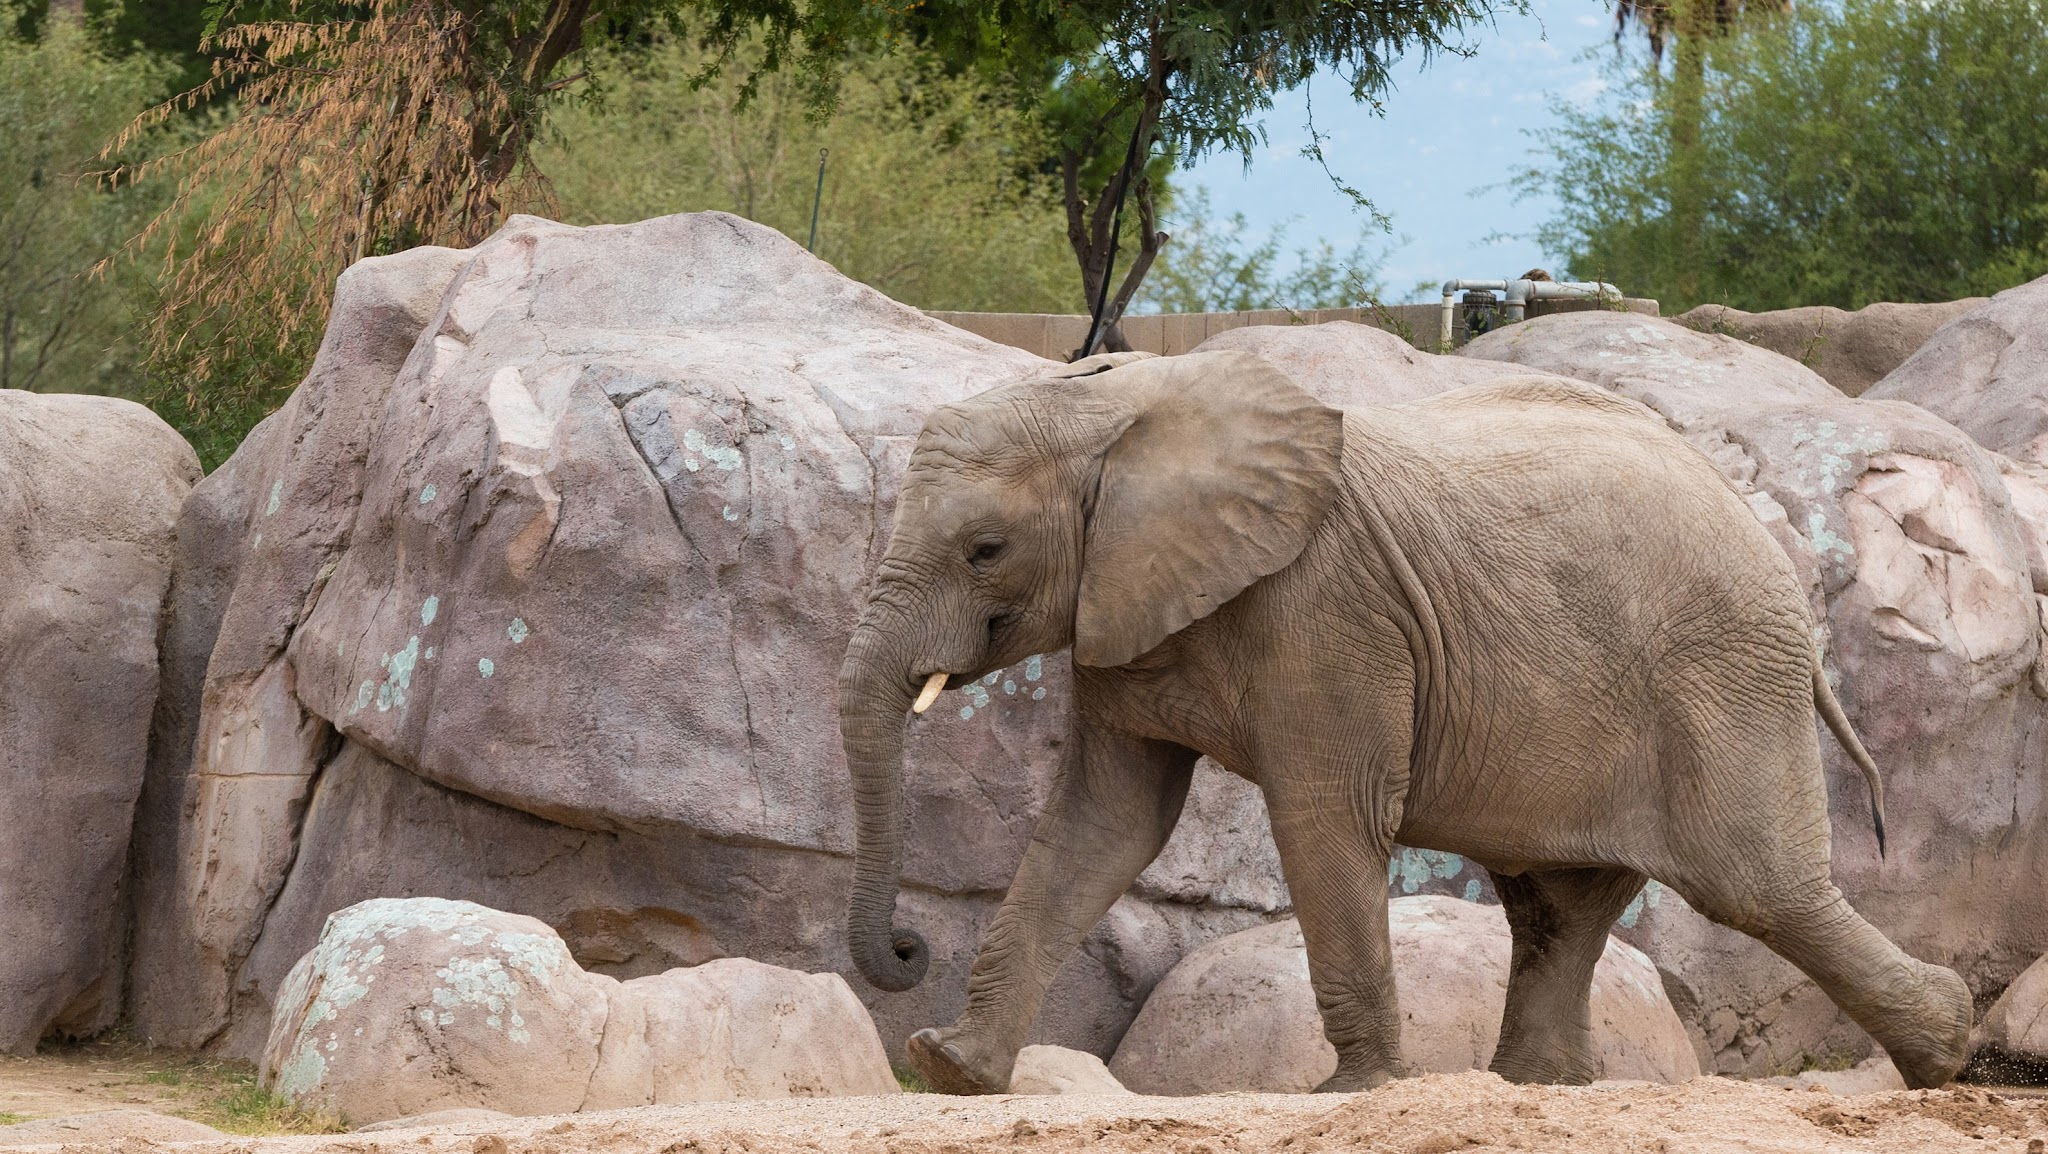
<box><xmin>853</xmin><ymin>926</ymin><xmax>930</xmax><ymax>992</ymax></box>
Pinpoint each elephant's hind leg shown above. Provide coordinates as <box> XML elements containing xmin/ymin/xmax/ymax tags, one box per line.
<box><xmin>1677</xmin><ymin>873</ymin><xmax>1972</xmax><ymax>1089</ymax></box>
<box><xmin>1487</xmin><ymin>866</ymin><xmax>1647</xmax><ymax>1084</ymax></box>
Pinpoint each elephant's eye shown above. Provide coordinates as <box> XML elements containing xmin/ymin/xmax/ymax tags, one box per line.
<box><xmin>969</xmin><ymin>539</ymin><xmax>1006</xmax><ymax>570</ymax></box>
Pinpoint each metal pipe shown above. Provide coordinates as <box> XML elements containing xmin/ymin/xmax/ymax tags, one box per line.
<box><xmin>1438</xmin><ymin>278</ymin><xmax>1621</xmax><ymax>352</ymax></box>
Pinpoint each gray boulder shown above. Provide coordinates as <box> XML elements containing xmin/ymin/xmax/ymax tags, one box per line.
<box><xmin>1971</xmin><ymin>950</ymin><xmax>2048</xmax><ymax>1076</ymax></box>
<box><xmin>127</xmin><ymin>213</ymin><xmax>1289</xmax><ymax>1064</ymax></box>
<box><xmin>0</xmin><ymin>390</ymin><xmax>199</xmax><ymax>1053</ymax></box>
<box><xmin>1108</xmin><ymin>896</ymin><xmax>1699</xmax><ymax>1094</ymax></box>
<box><xmin>1460</xmin><ymin>311</ymin><xmax>2048</xmax><ymax>1076</ymax></box>
<box><xmin>1676</xmin><ymin>298</ymin><xmax>1983</xmax><ymax>396</ymax></box>
<box><xmin>1867</xmin><ymin>275</ymin><xmax>2048</xmax><ymax>463</ymax></box>
<box><xmin>261</xmin><ymin>897</ymin><xmax>897</xmax><ymax>1124</ymax></box>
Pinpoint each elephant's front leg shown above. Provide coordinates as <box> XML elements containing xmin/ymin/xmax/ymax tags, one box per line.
<box><xmin>906</xmin><ymin>723</ymin><xmax>1198</xmax><ymax>1094</ymax></box>
<box><xmin>1265</xmin><ymin>772</ymin><xmax>1408</xmax><ymax>1092</ymax></box>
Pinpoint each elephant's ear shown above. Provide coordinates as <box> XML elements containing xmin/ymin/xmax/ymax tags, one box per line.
<box><xmin>1072</xmin><ymin>351</ymin><xmax>1344</xmax><ymax>668</ymax></box>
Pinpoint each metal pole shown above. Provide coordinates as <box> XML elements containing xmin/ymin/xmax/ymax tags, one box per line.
<box><xmin>807</xmin><ymin>149</ymin><xmax>829</xmax><ymax>252</ymax></box>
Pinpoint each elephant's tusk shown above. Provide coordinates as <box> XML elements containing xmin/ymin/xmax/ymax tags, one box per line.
<box><xmin>911</xmin><ymin>671</ymin><xmax>949</xmax><ymax>714</ymax></box>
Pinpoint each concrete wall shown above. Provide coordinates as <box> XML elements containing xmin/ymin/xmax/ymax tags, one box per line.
<box><xmin>928</xmin><ymin>298</ymin><xmax>1660</xmax><ymax>362</ymax></box>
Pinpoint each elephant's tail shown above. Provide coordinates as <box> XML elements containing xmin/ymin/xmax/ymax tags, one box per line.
<box><xmin>1812</xmin><ymin>656</ymin><xmax>1887</xmax><ymax>857</ymax></box>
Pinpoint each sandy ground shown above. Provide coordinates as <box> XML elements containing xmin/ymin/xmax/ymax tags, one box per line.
<box><xmin>7</xmin><ymin>1071</ymin><xmax>2048</xmax><ymax>1154</ymax></box>
<box><xmin>0</xmin><ymin>1045</ymin><xmax>229</xmax><ymax>1121</ymax></box>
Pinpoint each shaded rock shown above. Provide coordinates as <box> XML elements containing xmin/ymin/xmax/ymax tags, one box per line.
<box><xmin>128</xmin><ymin>213</ymin><xmax>1289</xmax><ymax>1064</ymax></box>
<box><xmin>1677</xmin><ymin>299</ymin><xmax>1983</xmax><ymax>396</ymax></box>
<box><xmin>1867</xmin><ymin>275</ymin><xmax>2048</xmax><ymax>463</ymax></box>
<box><xmin>1757</xmin><ymin>1055</ymin><xmax>1906</xmax><ymax>1094</ymax></box>
<box><xmin>1974</xmin><ymin>951</ymin><xmax>2048</xmax><ymax>1069</ymax></box>
<box><xmin>262</xmin><ymin>898</ymin><xmax>896</xmax><ymax>1124</ymax></box>
<box><xmin>1460</xmin><ymin>312</ymin><xmax>2048</xmax><ymax>1076</ymax></box>
<box><xmin>0</xmin><ymin>1110</ymin><xmax>226</xmax><ymax>1146</ymax></box>
<box><xmin>1107</xmin><ymin>896</ymin><xmax>1698</xmax><ymax>1094</ymax></box>
<box><xmin>354</xmin><ymin>1108</ymin><xmax>516</xmax><ymax>1133</ymax></box>
<box><xmin>0</xmin><ymin>390</ymin><xmax>199</xmax><ymax>1053</ymax></box>
<box><xmin>1008</xmin><ymin>1046</ymin><xmax>1131</xmax><ymax>1095</ymax></box>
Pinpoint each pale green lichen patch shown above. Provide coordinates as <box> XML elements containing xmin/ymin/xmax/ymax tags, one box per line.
<box><xmin>682</xmin><ymin>427</ymin><xmax>743</xmax><ymax>472</ymax></box>
<box><xmin>266</xmin><ymin>480</ymin><xmax>282</xmax><ymax>516</ymax></box>
<box><xmin>1808</xmin><ymin>509</ymin><xmax>1855</xmax><ymax>568</ymax></box>
<box><xmin>1388</xmin><ymin>847</ymin><xmax>1465</xmax><ymax>895</ymax></box>
<box><xmin>420</xmin><ymin>483</ymin><xmax>437</xmax><ymax>504</ymax></box>
<box><xmin>479</xmin><ymin>657</ymin><xmax>495</xmax><ymax>678</ymax></box>
<box><xmin>508</xmin><ymin>618</ymin><xmax>529</xmax><ymax>644</ymax></box>
<box><xmin>375</xmin><ymin>636</ymin><xmax>422</xmax><ymax>712</ymax></box>
<box><xmin>421</xmin><ymin>596</ymin><xmax>439</xmax><ymax>626</ymax></box>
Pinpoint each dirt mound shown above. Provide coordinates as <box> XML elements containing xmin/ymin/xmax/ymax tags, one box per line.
<box><xmin>2</xmin><ymin>1073</ymin><xmax>2033</xmax><ymax>1154</ymax></box>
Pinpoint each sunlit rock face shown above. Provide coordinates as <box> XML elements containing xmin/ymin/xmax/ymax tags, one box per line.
<box><xmin>1866</xmin><ymin>274</ymin><xmax>2048</xmax><ymax>462</ymax></box>
<box><xmin>127</xmin><ymin>213</ymin><xmax>1290</xmax><ymax>1064</ymax></box>
<box><xmin>1459</xmin><ymin>311</ymin><xmax>2048</xmax><ymax>1077</ymax></box>
<box><xmin>1674</xmin><ymin>298</ymin><xmax>1984</xmax><ymax>397</ymax></box>
<box><xmin>0</xmin><ymin>390</ymin><xmax>199</xmax><ymax>1053</ymax></box>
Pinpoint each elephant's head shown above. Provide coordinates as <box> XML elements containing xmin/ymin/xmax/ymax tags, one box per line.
<box><xmin>837</xmin><ymin>349</ymin><xmax>1344</xmax><ymax>991</ymax></box>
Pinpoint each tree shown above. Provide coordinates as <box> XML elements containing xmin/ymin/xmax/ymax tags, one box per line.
<box><xmin>890</xmin><ymin>1</ymin><xmax>1502</xmax><ymax>355</ymax></box>
<box><xmin>1610</xmin><ymin>1</ymin><xmax>1787</xmax><ymax>301</ymax></box>
<box><xmin>1530</xmin><ymin>0</ymin><xmax>2048</xmax><ymax>312</ymax></box>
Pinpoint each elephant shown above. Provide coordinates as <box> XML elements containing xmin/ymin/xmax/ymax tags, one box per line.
<box><xmin>835</xmin><ymin>349</ymin><xmax>1975</xmax><ymax>1093</ymax></box>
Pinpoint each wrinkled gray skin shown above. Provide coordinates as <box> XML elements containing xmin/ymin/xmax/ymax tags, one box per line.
<box><xmin>837</xmin><ymin>350</ymin><xmax>1975</xmax><ymax>1093</ymax></box>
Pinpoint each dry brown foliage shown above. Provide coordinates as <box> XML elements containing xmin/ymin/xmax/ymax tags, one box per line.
<box><xmin>103</xmin><ymin>1</ymin><xmax>589</xmax><ymax>411</ymax></box>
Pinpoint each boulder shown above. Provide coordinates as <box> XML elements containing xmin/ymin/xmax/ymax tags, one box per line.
<box><xmin>0</xmin><ymin>1111</ymin><xmax>225</xmax><ymax>1147</ymax></box>
<box><xmin>582</xmin><ymin>957</ymin><xmax>899</xmax><ymax>1106</ymax></box>
<box><xmin>1008</xmin><ymin>1045</ymin><xmax>1131</xmax><ymax>1095</ymax></box>
<box><xmin>261</xmin><ymin>897</ymin><xmax>895</xmax><ymax>1124</ymax></box>
<box><xmin>1866</xmin><ymin>275</ymin><xmax>2048</xmax><ymax>463</ymax></box>
<box><xmin>1107</xmin><ymin>896</ymin><xmax>1699</xmax><ymax>1094</ymax></box>
<box><xmin>126</xmin><ymin>214</ymin><xmax>1292</xmax><ymax>1066</ymax></box>
<box><xmin>1459</xmin><ymin>312</ymin><xmax>2048</xmax><ymax>1076</ymax></box>
<box><xmin>0</xmin><ymin>390</ymin><xmax>199</xmax><ymax>1053</ymax></box>
<box><xmin>1676</xmin><ymin>299</ymin><xmax>1983</xmax><ymax>396</ymax></box>
<box><xmin>1972</xmin><ymin>951</ymin><xmax>2048</xmax><ymax>1076</ymax></box>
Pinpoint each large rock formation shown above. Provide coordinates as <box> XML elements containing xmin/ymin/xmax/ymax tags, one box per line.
<box><xmin>1108</xmin><ymin>896</ymin><xmax>1699</xmax><ymax>1094</ymax></box>
<box><xmin>128</xmin><ymin>213</ymin><xmax>1290</xmax><ymax>1064</ymax></box>
<box><xmin>1458</xmin><ymin>312</ymin><xmax>2048</xmax><ymax>1077</ymax></box>
<box><xmin>1675</xmin><ymin>298</ymin><xmax>1984</xmax><ymax>396</ymax></box>
<box><xmin>0</xmin><ymin>390</ymin><xmax>199</xmax><ymax>1053</ymax></box>
<box><xmin>261</xmin><ymin>898</ymin><xmax>895</xmax><ymax>1123</ymax></box>
<box><xmin>1865</xmin><ymin>275</ymin><xmax>2048</xmax><ymax>464</ymax></box>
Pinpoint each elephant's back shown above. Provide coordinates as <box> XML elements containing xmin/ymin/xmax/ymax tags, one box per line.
<box><xmin>1335</xmin><ymin>377</ymin><xmax>1821</xmax><ymax>854</ymax></box>
<box><xmin>1338</xmin><ymin>375</ymin><xmax>1814</xmax><ymax>682</ymax></box>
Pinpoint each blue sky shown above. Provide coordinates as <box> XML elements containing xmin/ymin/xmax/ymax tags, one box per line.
<box><xmin>1177</xmin><ymin>0</ymin><xmax>1626</xmax><ymax>302</ymax></box>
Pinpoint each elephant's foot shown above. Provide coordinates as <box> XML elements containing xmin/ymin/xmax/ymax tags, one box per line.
<box><xmin>906</xmin><ymin>1027</ymin><xmax>1012</xmax><ymax>1095</ymax></box>
<box><xmin>1878</xmin><ymin>962</ymin><xmax>1974</xmax><ymax>1089</ymax></box>
<box><xmin>1489</xmin><ymin>1027</ymin><xmax>1598</xmax><ymax>1086</ymax></box>
<box><xmin>1314</xmin><ymin>1056</ymin><xmax>1399</xmax><ymax>1093</ymax></box>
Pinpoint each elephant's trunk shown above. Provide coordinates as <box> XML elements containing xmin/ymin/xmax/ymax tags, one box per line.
<box><xmin>837</xmin><ymin>621</ymin><xmax>931</xmax><ymax>992</ymax></box>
